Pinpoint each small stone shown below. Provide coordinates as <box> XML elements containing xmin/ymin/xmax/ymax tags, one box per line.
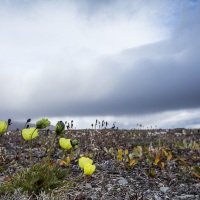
<box><xmin>179</xmin><ymin>184</ymin><xmax>185</xmax><ymax>187</ymax></box>
<box><xmin>124</xmin><ymin>193</ymin><xmax>130</xmax><ymax>200</ymax></box>
<box><xmin>105</xmin><ymin>183</ymin><xmax>112</xmax><ymax>188</ymax></box>
<box><xmin>85</xmin><ymin>183</ymin><xmax>92</xmax><ymax>189</ymax></box>
<box><xmin>105</xmin><ymin>184</ymin><xmax>113</xmax><ymax>191</ymax></box>
<box><xmin>158</xmin><ymin>183</ymin><xmax>164</xmax><ymax>187</ymax></box>
<box><xmin>95</xmin><ymin>188</ymin><xmax>101</xmax><ymax>192</ymax></box>
<box><xmin>154</xmin><ymin>194</ymin><xmax>162</xmax><ymax>200</ymax></box>
<box><xmin>160</xmin><ymin>187</ymin><xmax>170</xmax><ymax>193</ymax></box>
<box><xmin>176</xmin><ymin>195</ymin><xmax>195</xmax><ymax>199</ymax></box>
<box><xmin>118</xmin><ymin>177</ymin><xmax>128</xmax><ymax>186</ymax></box>
<box><xmin>135</xmin><ymin>175</ymin><xmax>145</xmax><ymax>180</ymax></box>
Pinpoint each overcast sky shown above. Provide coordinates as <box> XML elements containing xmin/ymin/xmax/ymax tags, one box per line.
<box><xmin>1</xmin><ymin>0</ymin><xmax>200</xmax><ymax>129</ymax></box>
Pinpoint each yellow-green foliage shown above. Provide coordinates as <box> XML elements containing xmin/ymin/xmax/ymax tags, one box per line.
<box><xmin>0</xmin><ymin>158</ymin><xmax>68</xmax><ymax>196</ymax></box>
<box><xmin>175</xmin><ymin>140</ymin><xmax>199</xmax><ymax>150</ymax></box>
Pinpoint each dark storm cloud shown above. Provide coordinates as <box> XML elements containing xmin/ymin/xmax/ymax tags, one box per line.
<box><xmin>20</xmin><ymin>14</ymin><xmax>200</xmax><ymax>119</ymax></box>
<box><xmin>50</xmin><ymin>5</ymin><xmax>200</xmax><ymax>117</ymax></box>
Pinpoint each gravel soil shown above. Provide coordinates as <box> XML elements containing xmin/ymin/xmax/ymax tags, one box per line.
<box><xmin>0</xmin><ymin>129</ymin><xmax>200</xmax><ymax>199</ymax></box>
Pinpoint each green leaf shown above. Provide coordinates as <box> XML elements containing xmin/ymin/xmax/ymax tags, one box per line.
<box><xmin>193</xmin><ymin>166</ymin><xmax>200</xmax><ymax>175</ymax></box>
<box><xmin>109</xmin><ymin>147</ymin><xmax>114</xmax><ymax>155</ymax></box>
<box><xmin>103</xmin><ymin>147</ymin><xmax>108</xmax><ymax>153</ymax></box>
<box><xmin>133</xmin><ymin>147</ymin><xmax>139</xmax><ymax>157</ymax></box>
<box><xmin>183</xmin><ymin>140</ymin><xmax>187</xmax><ymax>148</ymax></box>
<box><xmin>117</xmin><ymin>149</ymin><xmax>123</xmax><ymax>162</ymax></box>
<box><xmin>146</xmin><ymin>155</ymin><xmax>154</xmax><ymax>164</ymax></box>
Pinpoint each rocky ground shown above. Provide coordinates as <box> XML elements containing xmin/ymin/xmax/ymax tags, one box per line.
<box><xmin>0</xmin><ymin>129</ymin><xmax>200</xmax><ymax>199</ymax></box>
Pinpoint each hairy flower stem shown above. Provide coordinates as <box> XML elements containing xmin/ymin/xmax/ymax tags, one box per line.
<box><xmin>19</xmin><ymin>121</ymin><xmax>28</xmax><ymax>158</ymax></box>
<box><xmin>48</xmin><ymin>133</ymin><xmax>57</xmax><ymax>164</ymax></box>
<box><xmin>29</xmin><ymin>128</ymin><xmax>37</xmax><ymax>168</ymax></box>
<box><xmin>29</xmin><ymin>140</ymin><xmax>33</xmax><ymax>167</ymax></box>
<box><xmin>0</xmin><ymin>135</ymin><xmax>2</xmax><ymax>147</ymax></box>
<box><xmin>46</xmin><ymin>134</ymin><xmax>57</xmax><ymax>179</ymax></box>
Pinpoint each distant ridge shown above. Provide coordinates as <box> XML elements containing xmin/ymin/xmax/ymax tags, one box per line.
<box><xmin>7</xmin><ymin>121</ymin><xmax>55</xmax><ymax>131</ymax></box>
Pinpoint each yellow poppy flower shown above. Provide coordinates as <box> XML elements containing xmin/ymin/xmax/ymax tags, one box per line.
<box><xmin>83</xmin><ymin>163</ymin><xmax>96</xmax><ymax>175</ymax></box>
<box><xmin>0</xmin><ymin>121</ymin><xmax>7</xmax><ymax>135</ymax></box>
<box><xmin>78</xmin><ymin>157</ymin><xmax>93</xmax><ymax>169</ymax></box>
<box><xmin>59</xmin><ymin>138</ymin><xmax>72</xmax><ymax>150</ymax></box>
<box><xmin>22</xmin><ymin>127</ymin><xmax>38</xmax><ymax>140</ymax></box>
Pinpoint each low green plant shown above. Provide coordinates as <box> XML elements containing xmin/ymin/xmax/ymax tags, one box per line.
<box><xmin>0</xmin><ymin>157</ymin><xmax>68</xmax><ymax>196</ymax></box>
<box><xmin>175</xmin><ymin>139</ymin><xmax>199</xmax><ymax>150</ymax></box>
<box><xmin>133</xmin><ymin>146</ymin><xmax>143</xmax><ymax>157</ymax></box>
<box><xmin>103</xmin><ymin>147</ymin><xmax>115</xmax><ymax>158</ymax></box>
<box><xmin>144</xmin><ymin>144</ymin><xmax>172</xmax><ymax>167</ymax></box>
<box><xmin>0</xmin><ymin>119</ymin><xmax>83</xmax><ymax>198</ymax></box>
<box><xmin>103</xmin><ymin>147</ymin><xmax>137</xmax><ymax>170</ymax></box>
<box><xmin>144</xmin><ymin>168</ymin><xmax>157</xmax><ymax>178</ymax></box>
<box><xmin>116</xmin><ymin>148</ymin><xmax>137</xmax><ymax>170</ymax></box>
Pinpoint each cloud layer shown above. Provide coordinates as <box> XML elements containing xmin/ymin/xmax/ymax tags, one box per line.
<box><xmin>0</xmin><ymin>0</ymin><xmax>200</xmax><ymax>128</ymax></box>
